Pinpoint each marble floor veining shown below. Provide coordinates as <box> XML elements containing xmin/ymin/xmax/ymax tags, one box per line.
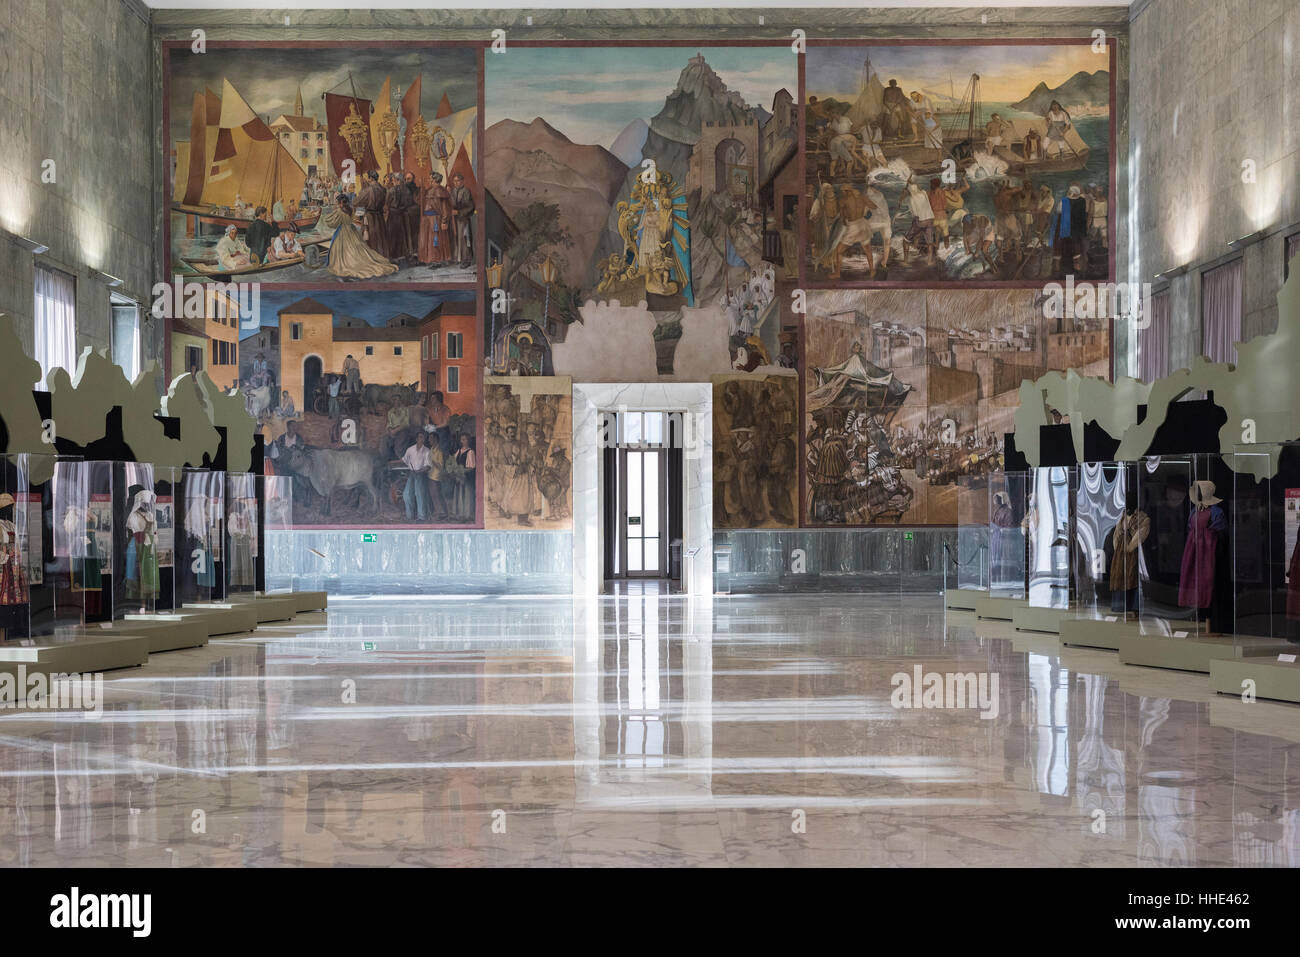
<box><xmin>1</xmin><ymin>593</ymin><xmax>1299</xmax><ymax>867</ymax></box>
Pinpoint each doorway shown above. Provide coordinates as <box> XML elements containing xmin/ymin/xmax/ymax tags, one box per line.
<box><xmin>601</xmin><ymin>410</ymin><xmax>684</xmax><ymax>586</ymax></box>
<box><xmin>302</xmin><ymin>355</ymin><xmax>323</xmax><ymax>412</ymax></box>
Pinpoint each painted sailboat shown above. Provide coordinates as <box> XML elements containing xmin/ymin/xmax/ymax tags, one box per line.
<box><xmin>172</xmin><ymin>79</ymin><xmax>320</xmax><ymax>235</ymax></box>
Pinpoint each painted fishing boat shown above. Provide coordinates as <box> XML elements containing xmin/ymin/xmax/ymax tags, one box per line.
<box><xmin>181</xmin><ymin>237</ymin><xmax>329</xmax><ymax>278</ymax></box>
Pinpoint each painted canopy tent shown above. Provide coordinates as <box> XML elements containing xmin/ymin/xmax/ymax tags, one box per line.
<box><xmin>807</xmin><ymin>349</ymin><xmax>912</xmax><ymax>422</ymax></box>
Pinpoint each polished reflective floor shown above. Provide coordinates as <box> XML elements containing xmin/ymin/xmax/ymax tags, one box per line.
<box><xmin>1</xmin><ymin>594</ymin><xmax>1298</xmax><ymax>867</ymax></box>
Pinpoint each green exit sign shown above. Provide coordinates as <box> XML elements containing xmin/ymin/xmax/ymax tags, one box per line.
<box><xmin>362</xmin><ymin>641</ymin><xmax>376</xmax><ymax>651</ymax></box>
<box><xmin>361</xmin><ymin>533</ymin><xmax>377</xmax><ymax>543</ymax></box>
<box><xmin>904</xmin><ymin>532</ymin><xmax>914</xmax><ymax>541</ymax></box>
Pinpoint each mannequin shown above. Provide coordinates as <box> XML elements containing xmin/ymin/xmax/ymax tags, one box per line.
<box><xmin>183</xmin><ymin>493</ymin><xmax>216</xmax><ymax>591</ymax></box>
<box><xmin>0</xmin><ymin>493</ymin><xmax>30</xmax><ymax>638</ymax></box>
<box><xmin>64</xmin><ymin>504</ymin><xmax>103</xmax><ymax>615</ymax></box>
<box><xmin>1178</xmin><ymin>479</ymin><xmax>1228</xmax><ymax>635</ymax></box>
<box><xmin>990</xmin><ymin>489</ymin><xmax>1017</xmax><ymax>586</ymax></box>
<box><xmin>228</xmin><ymin>499</ymin><xmax>254</xmax><ymax>588</ymax></box>
<box><xmin>1109</xmin><ymin>495</ymin><xmax>1150</xmax><ymax>618</ymax></box>
<box><xmin>124</xmin><ymin>485</ymin><xmax>159</xmax><ymax>612</ymax></box>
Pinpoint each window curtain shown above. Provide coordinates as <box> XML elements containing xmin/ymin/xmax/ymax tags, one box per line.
<box><xmin>1138</xmin><ymin>288</ymin><xmax>1170</xmax><ymax>383</ymax></box>
<box><xmin>33</xmin><ymin>264</ymin><xmax>77</xmax><ymax>390</ymax></box>
<box><xmin>1201</xmin><ymin>258</ymin><xmax>1243</xmax><ymax>364</ymax></box>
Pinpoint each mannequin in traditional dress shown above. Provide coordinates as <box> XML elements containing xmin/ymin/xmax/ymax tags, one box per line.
<box><xmin>125</xmin><ymin>485</ymin><xmax>160</xmax><ymax>613</ymax></box>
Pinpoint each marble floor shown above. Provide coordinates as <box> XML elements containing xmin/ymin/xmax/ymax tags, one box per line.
<box><xmin>1</xmin><ymin>593</ymin><xmax>1298</xmax><ymax>867</ymax></box>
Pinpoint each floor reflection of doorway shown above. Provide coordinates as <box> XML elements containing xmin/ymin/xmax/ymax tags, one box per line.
<box><xmin>601</xmin><ymin>410</ymin><xmax>683</xmax><ymax>592</ymax></box>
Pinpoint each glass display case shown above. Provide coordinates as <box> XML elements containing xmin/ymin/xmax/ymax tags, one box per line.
<box><xmin>178</xmin><ymin>468</ymin><xmax>225</xmax><ymax>605</ymax></box>
<box><xmin>955</xmin><ymin>481</ymin><xmax>989</xmax><ymax>594</ymax></box>
<box><xmin>113</xmin><ymin>461</ymin><xmax>160</xmax><ymax>618</ymax></box>
<box><xmin>46</xmin><ymin>458</ymin><xmax>100</xmax><ymax>632</ymax></box>
<box><xmin>0</xmin><ymin>454</ymin><xmax>36</xmax><ymax>640</ymax></box>
<box><xmin>1137</xmin><ymin>453</ymin><xmax>1234</xmax><ymax>636</ymax></box>
<box><xmin>225</xmin><ymin>472</ymin><xmax>258</xmax><ymax>595</ymax></box>
<box><xmin>1232</xmin><ymin>442</ymin><xmax>1300</xmax><ymax>645</ymax></box>
<box><xmin>988</xmin><ymin>470</ymin><xmax>1029</xmax><ymax>600</ymax></box>
<box><xmin>1073</xmin><ymin>462</ymin><xmax>1139</xmax><ymax>620</ymax></box>
<box><xmin>153</xmin><ymin>465</ymin><xmax>181</xmax><ymax>611</ymax></box>
<box><xmin>1026</xmin><ymin>465</ymin><xmax>1075</xmax><ymax>609</ymax></box>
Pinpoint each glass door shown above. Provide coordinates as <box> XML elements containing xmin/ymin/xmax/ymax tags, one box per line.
<box><xmin>621</xmin><ymin>446</ymin><xmax>667</xmax><ymax>577</ymax></box>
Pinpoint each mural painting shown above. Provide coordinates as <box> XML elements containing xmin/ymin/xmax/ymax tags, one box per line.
<box><xmin>484</xmin><ymin>45</ymin><xmax>800</xmax><ymax>381</ymax></box>
<box><xmin>713</xmin><ymin>373</ymin><xmax>799</xmax><ymax>528</ymax></box>
<box><xmin>805</xmin><ymin>41</ymin><xmax>1112</xmax><ymax>284</ymax></box>
<box><xmin>804</xmin><ymin>288</ymin><xmax>1109</xmax><ymax>526</ymax></box>
<box><xmin>251</xmin><ymin>290</ymin><xmax>480</xmax><ymax>527</ymax></box>
<box><xmin>166</xmin><ymin>45</ymin><xmax>479</xmax><ymax>284</ymax></box>
<box><xmin>483</xmin><ymin>377</ymin><xmax>572</xmax><ymax>530</ymax></box>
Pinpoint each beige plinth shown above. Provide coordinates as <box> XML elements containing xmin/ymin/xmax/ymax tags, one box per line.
<box><xmin>0</xmin><ymin>631</ymin><xmax>149</xmax><ymax>675</ymax></box>
<box><xmin>1210</xmin><ymin>655</ymin><xmax>1300</xmax><ymax>704</ymax></box>
<box><xmin>1012</xmin><ymin>603</ymin><xmax>1075</xmax><ymax>634</ymax></box>
<box><xmin>945</xmin><ymin>588</ymin><xmax>985</xmax><ymax>611</ymax></box>
<box><xmin>1059</xmin><ymin>617</ymin><xmax>1145</xmax><ymax>650</ymax></box>
<box><xmin>975</xmin><ymin>595</ymin><xmax>1026</xmax><ymax>621</ymax></box>
<box><xmin>180</xmin><ymin>603</ymin><xmax>260</xmax><ymax>636</ymax></box>
<box><xmin>1119</xmin><ymin>632</ymin><xmax>1294</xmax><ymax>674</ymax></box>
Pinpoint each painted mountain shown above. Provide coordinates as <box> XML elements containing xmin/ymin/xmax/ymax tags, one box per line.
<box><xmin>484</xmin><ymin>117</ymin><xmax>628</xmax><ymax>286</ymax></box>
<box><xmin>608</xmin><ymin>118</ymin><xmax>650</xmax><ymax>167</ymax></box>
<box><xmin>1011</xmin><ymin>70</ymin><xmax>1110</xmax><ymax>113</ymax></box>
<box><xmin>592</xmin><ymin>54</ymin><xmax>771</xmax><ymax>303</ymax></box>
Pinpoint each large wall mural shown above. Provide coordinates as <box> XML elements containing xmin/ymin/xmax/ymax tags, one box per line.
<box><xmin>155</xmin><ymin>35</ymin><xmax>1117</xmax><ymax>537</ymax></box>
<box><xmin>164</xmin><ymin>44</ymin><xmax>480</xmax><ymax>286</ymax></box>
<box><xmin>804</xmin><ymin>40</ymin><xmax>1113</xmax><ymax>285</ymax></box>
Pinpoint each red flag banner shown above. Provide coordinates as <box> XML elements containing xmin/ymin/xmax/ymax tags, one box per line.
<box><xmin>324</xmin><ymin>92</ymin><xmax>377</xmax><ymax>178</ymax></box>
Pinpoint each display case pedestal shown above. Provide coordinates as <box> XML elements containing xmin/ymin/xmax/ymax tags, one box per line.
<box><xmin>269</xmin><ymin>590</ymin><xmax>327</xmax><ymax>613</ymax></box>
<box><xmin>975</xmin><ymin>595</ymin><xmax>1025</xmax><ymax>621</ymax></box>
<box><xmin>0</xmin><ymin>631</ymin><xmax>149</xmax><ymax>676</ymax></box>
<box><xmin>945</xmin><ymin>588</ymin><xmax>985</xmax><ymax>612</ymax></box>
<box><xmin>1118</xmin><ymin>632</ymin><xmax>1293</xmax><ymax>673</ymax></box>
<box><xmin>1059</xmin><ymin>617</ymin><xmax>1145</xmax><ymax>650</ymax></box>
<box><xmin>1013</xmin><ymin>603</ymin><xmax>1076</xmax><ymax>634</ymax></box>
<box><xmin>229</xmin><ymin>593</ymin><xmax>297</xmax><ymax>623</ymax></box>
<box><xmin>1211</xmin><ymin>656</ymin><xmax>1300</xmax><ymax>704</ymax></box>
<box><xmin>181</xmin><ymin>602</ymin><xmax>259</xmax><ymax>635</ymax></box>
<box><xmin>117</xmin><ymin>614</ymin><xmax>211</xmax><ymax>652</ymax></box>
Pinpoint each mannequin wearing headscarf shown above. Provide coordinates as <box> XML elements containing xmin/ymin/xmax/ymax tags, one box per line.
<box><xmin>1178</xmin><ymin>479</ymin><xmax>1229</xmax><ymax>634</ymax></box>
<box><xmin>125</xmin><ymin>486</ymin><xmax>159</xmax><ymax>610</ymax></box>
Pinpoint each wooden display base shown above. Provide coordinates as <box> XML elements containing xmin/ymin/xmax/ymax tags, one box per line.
<box><xmin>1210</xmin><ymin>656</ymin><xmax>1300</xmax><ymax>704</ymax></box>
<box><xmin>945</xmin><ymin>588</ymin><xmax>986</xmax><ymax>612</ymax></box>
<box><xmin>975</xmin><ymin>595</ymin><xmax>1026</xmax><ymax>621</ymax></box>
<box><xmin>1013</xmin><ymin>603</ymin><xmax>1075</xmax><ymax>635</ymax></box>
<box><xmin>180</xmin><ymin>603</ymin><xmax>260</xmax><ymax>636</ymax></box>
<box><xmin>1118</xmin><ymin>632</ymin><xmax>1294</xmax><ymax>674</ymax></box>
<box><xmin>0</xmin><ymin>631</ymin><xmax>149</xmax><ymax>676</ymax></box>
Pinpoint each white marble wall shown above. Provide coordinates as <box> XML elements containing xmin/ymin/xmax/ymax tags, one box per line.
<box><xmin>571</xmin><ymin>383</ymin><xmax>713</xmax><ymax>595</ymax></box>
